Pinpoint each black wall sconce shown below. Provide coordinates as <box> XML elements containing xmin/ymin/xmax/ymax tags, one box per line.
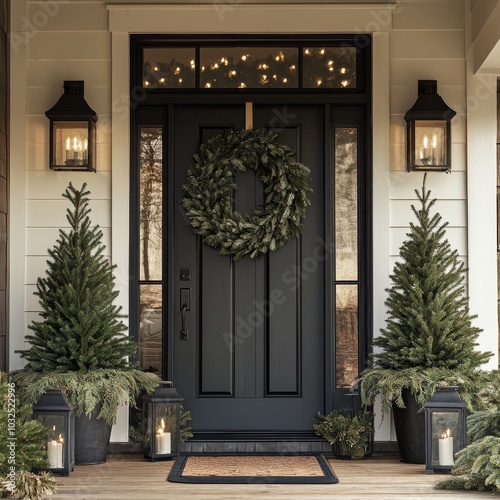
<box><xmin>45</xmin><ymin>81</ymin><xmax>97</xmax><ymax>172</ymax></box>
<box><xmin>404</xmin><ymin>80</ymin><xmax>456</xmax><ymax>172</ymax></box>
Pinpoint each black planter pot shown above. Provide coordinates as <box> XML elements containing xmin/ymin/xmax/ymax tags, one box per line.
<box><xmin>392</xmin><ymin>389</ymin><xmax>425</xmax><ymax>464</ymax></box>
<box><xmin>75</xmin><ymin>407</ymin><xmax>112</xmax><ymax>465</ymax></box>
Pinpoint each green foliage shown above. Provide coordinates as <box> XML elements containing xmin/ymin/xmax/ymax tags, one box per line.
<box><xmin>12</xmin><ymin>369</ymin><xmax>159</xmax><ymax>426</ymax></box>
<box><xmin>359</xmin><ymin>367</ymin><xmax>489</xmax><ymax>414</ymax></box>
<box><xmin>182</xmin><ymin>128</ymin><xmax>312</xmax><ymax>260</ymax></box>
<box><xmin>313</xmin><ymin>410</ymin><xmax>372</xmax><ymax>459</ymax></box>
<box><xmin>0</xmin><ymin>373</ymin><xmax>57</xmax><ymax>499</ymax></box>
<box><xmin>17</xmin><ymin>183</ymin><xmax>137</xmax><ymax>372</ymax></box>
<box><xmin>360</xmin><ymin>175</ymin><xmax>492</xmax><ymax>410</ymax></box>
<box><xmin>436</xmin><ymin>371</ymin><xmax>500</xmax><ymax>494</ymax></box>
<box><xmin>436</xmin><ymin>436</ymin><xmax>500</xmax><ymax>493</ymax></box>
<box><xmin>467</xmin><ymin>371</ymin><xmax>500</xmax><ymax>442</ymax></box>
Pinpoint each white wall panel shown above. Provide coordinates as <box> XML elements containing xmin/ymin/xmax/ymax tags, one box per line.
<box><xmin>390</xmin><ymin>226</ymin><xmax>467</xmax><ymax>256</ymax></box>
<box><xmin>389</xmin><ymin>171</ymin><xmax>467</xmax><ymax>199</ymax></box>
<box><xmin>390</xmin><ymin>59</ymin><xmax>466</xmax><ymax>86</ymax></box>
<box><xmin>390</xmin><ymin>199</ymin><xmax>467</xmax><ymax>227</ymax></box>
<box><xmin>26</xmin><ymin>2</ymin><xmax>108</xmax><ymax>32</ymax></box>
<box><xmin>26</xmin><ymin>200</ymin><xmax>111</xmax><ymax>227</ymax></box>
<box><xmin>390</xmin><ymin>30</ymin><xmax>465</xmax><ymax>59</ymax></box>
<box><xmin>26</xmin><ymin>170</ymin><xmax>111</xmax><ymax>199</ymax></box>
<box><xmin>26</xmin><ymin>227</ymin><xmax>111</xmax><ymax>256</ymax></box>
<box><xmin>25</xmin><ymin>256</ymin><xmax>48</xmax><ymax>285</ymax></box>
<box><xmin>393</xmin><ymin>1</ymin><xmax>464</xmax><ymax>30</ymax></box>
<box><xmin>28</xmin><ymin>60</ymin><xmax>111</xmax><ymax>88</ymax></box>
<box><xmin>27</xmin><ymin>31</ymin><xmax>111</xmax><ymax>60</ymax></box>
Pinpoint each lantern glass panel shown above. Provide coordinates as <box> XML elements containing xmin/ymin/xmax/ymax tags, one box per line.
<box><xmin>53</xmin><ymin>121</ymin><xmax>89</xmax><ymax>168</ymax></box>
<box><xmin>414</xmin><ymin>120</ymin><xmax>447</xmax><ymax>168</ymax></box>
<box><xmin>155</xmin><ymin>405</ymin><xmax>178</xmax><ymax>455</ymax></box>
<box><xmin>36</xmin><ymin>414</ymin><xmax>66</xmax><ymax>469</ymax></box>
<box><xmin>430</xmin><ymin>411</ymin><xmax>459</xmax><ymax>467</ymax></box>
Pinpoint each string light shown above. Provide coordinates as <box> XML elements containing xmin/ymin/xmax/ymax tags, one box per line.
<box><xmin>143</xmin><ymin>46</ymin><xmax>355</xmax><ymax>89</ymax></box>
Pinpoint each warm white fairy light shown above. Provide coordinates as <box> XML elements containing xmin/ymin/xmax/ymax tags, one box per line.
<box><xmin>239</xmin><ymin>82</ymin><xmax>247</xmax><ymax>88</ymax></box>
<box><xmin>201</xmin><ymin>66</ymin><xmax>205</xmax><ymax>72</ymax></box>
<box><xmin>212</xmin><ymin>63</ymin><xmax>219</xmax><ymax>69</ymax></box>
<box><xmin>304</xmin><ymin>49</ymin><xmax>310</xmax><ymax>55</ymax></box>
<box><xmin>319</xmin><ymin>49</ymin><xmax>325</xmax><ymax>55</ymax></box>
<box><xmin>179</xmin><ymin>78</ymin><xmax>183</xmax><ymax>83</ymax></box>
<box><xmin>340</xmin><ymin>67</ymin><xmax>346</xmax><ymax>74</ymax></box>
<box><xmin>241</xmin><ymin>54</ymin><xmax>248</xmax><ymax>61</ymax></box>
<box><xmin>341</xmin><ymin>80</ymin><xmax>349</xmax><ymax>87</ymax></box>
<box><xmin>229</xmin><ymin>70</ymin><xmax>237</xmax><ymax>77</ymax></box>
<box><xmin>290</xmin><ymin>65</ymin><xmax>296</xmax><ymax>71</ymax></box>
<box><xmin>316</xmin><ymin>79</ymin><xmax>323</xmax><ymax>86</ymax></box>
<box><xmin>153</xmin><ymin>66</ymin><xmax>159</xmax><ymax>72</ymax></box>
<box><xmin>328</xmin><ymin>60</ymin><xmax>334</xmax><ymax>66</ymax></box>
<box><xmin>205</xmin><ymin>82</ymin><xmax>212</xmax><ymax>88</ymax></box>
<box><xmin>174</xmin><ymin>67</ymin><xmax>181</xmax><ymax>75</ymax></box>
<box><xmin>329</xmin><ymin>67</ymin><xmax>334</xmax><ymax>72</ymax></box>
<box><xmin>144</xmin><ymin>80</ymin><xmax>150</xmax><ymax>86</ymax></box>
<box><xmin>260</xmin><ymin>75</ymin><xmax>268</xmax><ymax>84</ymax></box>
<box><xmin>282</xmin><ymin>77</ymin><xmax>288</xmax><ymax>83</ymax></box>
<box><xmin>190</xmin><ymin>59</ymin><xmax>195</xmax><ymax>68</ymax></box>
<box><xmin>272</xmin><ymin>74</ymin><xmax>277</xmax><ymax>80</ymax></box>
<box><xmin>159</xmin><ymin>77</ymin><xmax>165</xmax><ymax>84</ymax></box>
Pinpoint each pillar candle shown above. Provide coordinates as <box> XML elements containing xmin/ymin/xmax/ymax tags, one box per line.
<box><xmin>47</xmin><ymin>440</ymin><xmax>63</xmax><ymax>468</ymax></box>
<box><xmin>438</xmin><ymin>431</ymin><xmax>454</xmax><ymax>466</ymax></box>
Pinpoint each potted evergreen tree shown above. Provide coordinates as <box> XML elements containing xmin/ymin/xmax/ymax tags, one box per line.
<box><xmin>359</xmin><ymin>174</ymin><xmax>492</xmax><ymax>464</ymax></box>
<box><xmin>13</xmin><ymin>183</ymin><xmax>159</xmax><ymax>465</ymax></box>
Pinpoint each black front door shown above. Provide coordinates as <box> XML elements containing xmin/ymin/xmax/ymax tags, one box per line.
<box><xmin>172</xmin><ymin>104</ymin><xmax>326</xmax><ymax>432</ymax></box>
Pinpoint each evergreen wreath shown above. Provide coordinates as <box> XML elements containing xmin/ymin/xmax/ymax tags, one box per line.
<box><xmin>181</xmin><ymin>128</ymin><xmax>312</xmax><ymax>260</ymax></box>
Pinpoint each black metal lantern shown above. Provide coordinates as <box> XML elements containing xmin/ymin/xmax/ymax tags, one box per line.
<box><xmin>404</xmin><ymin>80</ymin><xmax>456</xmax><ymax>172</ymax></box>
<box><xmin>142</xmin><ymin>380</ymin><xmax>183</xmax><ymax>461</ymax></box>
<box><xmin>45</xmin><ymin>81</ymin><xmax>97</xmax><ymax>172</ymax></box>
<box><xmin>424</xmin><ymin>386</ymin><xmax>467</xmax><ymax>474</ymax></box>
<box><xmin>32</xmin><ymin>389</ymin><xmax>75</xmax><ymax>476</ymax></box>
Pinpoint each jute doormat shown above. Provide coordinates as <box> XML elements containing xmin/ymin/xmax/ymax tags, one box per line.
<box><xmin>167</xmin><ymin>455</ymin><xmax>339</xmax><ymax>484</ymax></box>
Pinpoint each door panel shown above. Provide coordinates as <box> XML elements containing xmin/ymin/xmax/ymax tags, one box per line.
<box><xmin>173</xmin><ymin>104</ymin><xmax>325</xmax><ymax>431</ymax></box>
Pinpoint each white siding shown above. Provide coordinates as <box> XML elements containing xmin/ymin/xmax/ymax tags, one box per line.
<box><xmin>9</xmin><ymin>1</ymin><xmax>500</xmax><ymax>443</ymax></box>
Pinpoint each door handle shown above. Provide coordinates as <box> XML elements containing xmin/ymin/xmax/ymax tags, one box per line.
<box><xmin>180</xmin><ymin>288</ymin><xmax>190</xmax><ymax>341</ymax></box>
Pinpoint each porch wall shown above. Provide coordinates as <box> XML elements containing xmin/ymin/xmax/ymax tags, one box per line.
<box><xmin>8</xmin><ymin>0</ymin><xmax>499</xmax><ymax>444</ymax></box>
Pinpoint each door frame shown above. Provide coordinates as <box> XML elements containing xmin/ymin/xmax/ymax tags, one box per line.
<box><xmin>129</xmin><ymin>35</ymin><xmax>373</xmax><ymax>426</ymax></box>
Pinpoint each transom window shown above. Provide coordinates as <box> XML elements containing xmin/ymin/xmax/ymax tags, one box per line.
<box><xmin>134</xmin><ymin>36</ymin><xmax>365</xmax><ymax>92</ymax></box>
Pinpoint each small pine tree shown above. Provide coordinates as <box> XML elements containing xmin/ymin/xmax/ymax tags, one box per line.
<box><xmin>0</xmin><ymin>373</ymin><xmax>57</xmax><ymax>499</ymax></box>
<box><xmin>373</xmin><ymin>175</ymin><xmax>491</xmax><ymax>372</ymax></box>
<box><xmin>360</xmin><ymin>175</ymin><xmax>492</xmax><ymax>412</ymax></box>
<box><xmin>17</xmin><ymin>183</ymin><xmax>137</xmax><ymax>372</ymax></box>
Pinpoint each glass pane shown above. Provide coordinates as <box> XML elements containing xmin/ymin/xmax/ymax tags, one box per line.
<box><xmin>430</xmin><ymin>412</ymin><xmax>460</xmax><ymax>467</ymax></box>
<box><xmin>140</xmin><ymin>127</ymin><xmax>163</xmax><ymax>281</ymax></box>
<box><xmin>36</xmin><ymin>415</ymin><xmax>65</xmax><ymax>468</ymax></box>
<box><xmin>53</xmin><ymin>121</ymin><xmax>89</xmax><ymax>168</ymax></box>
<box><xmin>139</xmin><ymin>284</ymin><xmax>163</xmax><ymax>378</ymax></box>
<box><xmin>155</xmin><ymin>405</ymin><xmax>178</xmax><ymax>454</ymax></box>
<box><xmin>200</xmin><ymin>47</ymin><xmax>298</xmax><ymax>88</ymax></box>
<box><xmin>143</xmin><ymin>48</ymin><xmax>196</xmax><ymax>88</ymax></box>
<box><xmin>303</xmin><ymin>47</ymin><xmax>356</xmax><ymax>88</ymax></box>
<box><xmin>335</xmin><ymin>128</ymin><xmax>358</xmax><ymax>281</ymax></box>
<box><xmin>336</xmin><ymin>285</ymin><xmax>358</xmax><ymax>389</ymax></box>
<box><xmin>415</xmin><ymin>120</ymin><xmax>447</xmax><ymax>167</ymax></box>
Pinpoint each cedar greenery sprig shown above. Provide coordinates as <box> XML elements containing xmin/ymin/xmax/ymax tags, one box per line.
<box><xmin>181</xmin><ymin>128</ymin><xmax>312</xmax><ymax>261</ymax></box>
<box><xmin>0</xmin><ymin>373</ymin><xmax>57</xmax><ymax>499</ymax></box>
<box><xmin>12</xmin><ymin>369</ymin><xmax>159</xmax><ymax>426</ymax></box>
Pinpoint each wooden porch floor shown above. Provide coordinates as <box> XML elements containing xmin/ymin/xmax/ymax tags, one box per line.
<box><xmin>48</xmin><ymin>453</ymin><xmax>496</xmax><ymax>500</ymax></box>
